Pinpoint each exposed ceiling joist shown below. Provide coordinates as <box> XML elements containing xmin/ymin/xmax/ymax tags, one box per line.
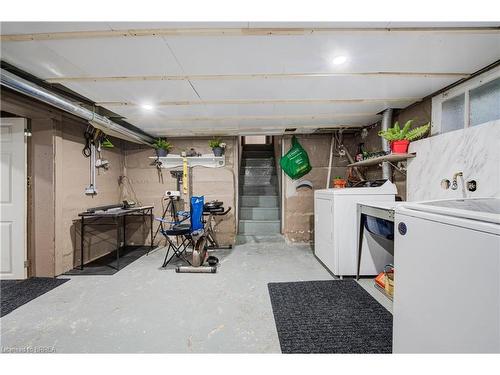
<box><xmin>96</xmin><ymin>97</ymin><xmax>421</xmax><ymax>107</ymax></box>
<box><xmin>148</xmin><ymin>123</ymin><xmax>364</xmax><ymax>133</ymax></box>
<box><xmin>45</xmin><ymin>72</ymin><xmax>470</xmax><ymax>83</ymax></box>
<box><xmin>2</xmin><ymin>27</ymin><xmax>499</xmax><ymax>41</ymax></box>
<box><xmin>138</xmin><ymin>113</ymin><xmax>377</xmax><ymax>122</ymax></box>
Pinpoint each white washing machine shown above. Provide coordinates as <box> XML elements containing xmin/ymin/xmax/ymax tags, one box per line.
<box><xmin>314</xmin><ymin>180</ymin><xmax>397</xmax><ymax>276</ymax></box>
<box><xmin>393</xmin><ymin>198</ymin><xmax>500</xmax><ymax>353</ymax></box>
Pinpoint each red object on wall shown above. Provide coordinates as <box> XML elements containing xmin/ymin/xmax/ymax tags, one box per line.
<box><xmin>391</xmin><ymin>140</ymin><xmax>410</xmax><ymax>153</ymax></box>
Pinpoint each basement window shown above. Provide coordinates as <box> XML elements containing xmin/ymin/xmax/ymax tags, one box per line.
<box><xmin>441</xmin><ymin>93</ymin><xmax>465</xmax><ymax>133</ymax></box>
<box><xmin>469</xmin><ymin>77</ymin><xmax>500</xmax><ymax>127</ymax></box>
<box><xmin>432</xmin><ymin>66</ymin><xmax>500</xmax><ymax>135</ymax></box>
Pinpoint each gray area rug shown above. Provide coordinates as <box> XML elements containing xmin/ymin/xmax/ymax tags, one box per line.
<box><xmin>268</xmin><ymin>280</ymin><xmax>393</xmax><ymax>353</ymax></box>
<box><xmin>64</xmin><ymin>246</ymin><xmax>150</xmax><ymax>275</ymax></box>
<box><xmin>1</xmin><ymin>277</ymin><xmax>69</xmax><ymax>317</ymax></box>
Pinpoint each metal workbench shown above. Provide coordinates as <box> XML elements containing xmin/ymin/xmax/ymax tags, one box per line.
<box><xmin>78</xmin><ymin>205</ymin><xmax>154</xmax><ymax>271</ymax></box>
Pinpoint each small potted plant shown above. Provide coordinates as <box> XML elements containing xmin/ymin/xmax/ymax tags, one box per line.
<box><xmin>208</xmin><ymin>137</ymin><xmax>226</xmax><ymax>156</ymax></box>
<box><xmin>378</xmin><ymin>120</ymin><xmax>430</xmax><ymax>154</ymax></box>
<box><xmin>333</xmin><ymin>176</ymin><xmax>347</xmax><ymax>189</ymax></box>
<box><xmin>153</xmin><ymin>138</ymin><xmax>173</xmax><ymax>157</ymax></box>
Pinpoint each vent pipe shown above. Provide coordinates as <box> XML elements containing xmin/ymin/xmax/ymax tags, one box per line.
<box><xmin>381</xmin><ymin>108</ymin><xmax>393</xmax><ymax>181</ymax></box>
<box><xmin>1</xmin><ymin>68</ymin><xmax>154</xmax><ymax>145</ymax></box>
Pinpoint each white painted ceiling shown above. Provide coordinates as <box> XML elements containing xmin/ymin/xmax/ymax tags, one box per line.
<box><xmin>1</xmin><ymin>22</ymin><xmax>499</xmax><ymax>136</ymax></box>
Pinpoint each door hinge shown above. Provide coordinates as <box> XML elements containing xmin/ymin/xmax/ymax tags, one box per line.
<box><xmin>24</xmin><ymin>260</ymin><xmax>31</xmax><ymax>268</ymax></box>
<box><xmin>27</xmin><ymin>176</ymin><xmax>32</xmax><ymax>189</ymax></box>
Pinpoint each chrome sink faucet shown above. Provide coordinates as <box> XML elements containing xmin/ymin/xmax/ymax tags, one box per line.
<box><xmin>451</xmin><ymin>171</ymin><xmax>463</xmax><ymax>190</ymax></box>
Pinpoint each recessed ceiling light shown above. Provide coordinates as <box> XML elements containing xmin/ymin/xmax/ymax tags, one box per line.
<box><xmin>141</xmin><ymin>104</ymin><xmax>154</xmax><ymax>110</ymax></box>
<box><xmin>332</xmin><ymin>55</ymin><xmax>347</xmax><ymax>65</ymax></box>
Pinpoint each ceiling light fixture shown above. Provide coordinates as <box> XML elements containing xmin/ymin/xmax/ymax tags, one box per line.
<box><xmin>332</xmin><ymin>55</ymin><xmax>347</xmax><ymax>65</ymax></box>
<box><xmin>141</xmin><ymin>104</ymin><xmax>154</xmax><ymax>110</ymax></box>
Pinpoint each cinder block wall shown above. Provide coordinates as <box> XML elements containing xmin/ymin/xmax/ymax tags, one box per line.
<box><xmin>280</xmin><ymin>133</ymin><xmax>358</xmax><ymax>243</ymax></box>
<box><xmin>54</xmin><ymin>118</ymin><xmax>125</xmax><ymax>275</ymax></box>
<box><xmin>55</xmin><ymin>133</ymin><xmax>239</xmax><ymax>274</ymax></box>
<box><xmin>123</xmin><ymin>137</ymin><xmax>239</xmax><ymax>246</ymax></box>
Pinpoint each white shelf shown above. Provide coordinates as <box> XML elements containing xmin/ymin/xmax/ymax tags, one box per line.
<box><xmin>149</xmin><ymin>154</ymin><xmax>225</xmax><ymax>168</ymax></box>
<box><xmin>348</xmin><ymin>153</ymin><xmax>416</xmax><ymax>167</ymax></box>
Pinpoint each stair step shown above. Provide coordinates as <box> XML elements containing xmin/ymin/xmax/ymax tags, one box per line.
<box><xmin>238</xmin><ymin>220</ymin><xmax>281</xmax><ymax>234</ymax></box>
<box><xmin>236</xmin><ymin>234</ymin><xmax>284</xmax><ymax>244</ymax></box>
<box><xmin>240</xmin><ymin>207</ymin><xmax>280</xmax><ymax>220</ymax></box>
<box><xmin>242</xmin><ymin>144</ymin><xmax>274</xmax><ymax>151</ymax></box>
<box><xmin>239</xmin><ymin>144</ymin><xmax>281</xmax><ymax>234</ymax></box>
<box><xmin>241</xmin><ymin>158</ymin><xmax>274</xmax><ymax>167</ymax></box>
<box><xmin>240</xmin><ymin>185</ymin><xmax>278</xmax><ymax>195</ymax></box>
<box><xmin>239</xmin><ymin>175</ymin><xmax>278</xmax><ymax>186</ymax></box>
<box><xmin>240</xmin><ymin>195</ymin><xmax>279</xmax><ymax>208</ymax></box>
<box><xmin>240</xmin><ymin>166</ymin><xmax>276</xmax><ymax>176</ymax></box>
<box><xmin>243</xmin><ymin>150</ymin><xmax>274</xmax><ymax>158</ymax></box>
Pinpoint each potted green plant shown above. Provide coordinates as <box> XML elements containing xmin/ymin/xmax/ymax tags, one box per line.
<box><xmin>333</xmin><ymin>176</ymin><xmax>347</xmax><ymax>189</ymax></box>
<box><xmin>153</xmin><ymin>138</ymin><xmax>173</xmax><ymax>157</ymax></box>
<box><xmin>208</xmin><ymin>137</ymin><xmax>226</xmax><ymax>156</ymax></box>
<box><xmin>378</xmin><ymin>120</ymin><xmax>430</xmax><ymax>153</ymax></box>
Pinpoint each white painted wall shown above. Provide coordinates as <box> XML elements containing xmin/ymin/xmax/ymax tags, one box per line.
<box><xmin>407</xmin><ymin>120</ymin><xmax>500</xmax><ymax>201</ymax></box>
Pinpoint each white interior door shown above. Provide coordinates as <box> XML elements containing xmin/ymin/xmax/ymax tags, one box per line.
<box><xmin>1</xmin><ymin>118</ymin><xmax>27</xmax><ymax>280</ymax></box>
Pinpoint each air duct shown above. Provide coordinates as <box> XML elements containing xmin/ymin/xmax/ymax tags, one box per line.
<box><xmin>381</xmin><ymin>108</ymin><xmax>393</xmax><ymax>181</ymax></box>
<box><xmin>0</xmin><ymin>68</ymin><xmax>154</xmax><ymax>145</ymax></box>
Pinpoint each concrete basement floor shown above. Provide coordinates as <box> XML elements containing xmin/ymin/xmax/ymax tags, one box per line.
<box><xmin>0</xmin><ymin>236</ymin><xmax>392</xmax><ymax>353</ymax></box>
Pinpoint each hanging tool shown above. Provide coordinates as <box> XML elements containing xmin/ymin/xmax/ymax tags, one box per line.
<box><xmin>101</xmin><ymin>136</ymin><xmax>114</xmax><ymax>148</ymax></box>
<box><xmin>82</xmin><ymin>126</ymin><xmax>93</xmax><ymax>157</ymax></box>
<box><xmin>150</xmin><ymin>151</ymin><xmax>165</xmax><ymax>183</ymax></box>
<box><xmin>95</xmin><ymin>139</ymin><xmax>109</xmax><ymax>171</ymax></box>
<box><xmin>83</xmin><ymin>125</ymin><xmax>112</xmax><ymax>195</ymax></box>
<box><xmin>84</xmin><ymin>142</ymin><xmax>98</xmax><ymax>195</ymax></box>
<box><xmin>335</xmin><ymin>130</ymin><xmax>365</xmax><ymax>181</ymax></box>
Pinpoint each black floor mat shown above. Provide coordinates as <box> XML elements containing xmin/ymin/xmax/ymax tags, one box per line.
<box><xmin>64</xmin><ymin>246</ymin><xmax>151</xmax><ymax>275</ymax></box>
<box><xmin>268</xmin><ymin>280</ymin><xmax>393</xmax><ymax>353</ymax></box>
<box><xmin>1</xmin><ymin>277</ymin><xmax>69</xmax><ymax>317</ymax></box>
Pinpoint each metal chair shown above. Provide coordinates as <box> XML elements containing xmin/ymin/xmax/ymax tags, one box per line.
<box><xmin>156</xmin><ymin>196</ymin><xmax>204</xmax><ymax>267</ymax></box>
